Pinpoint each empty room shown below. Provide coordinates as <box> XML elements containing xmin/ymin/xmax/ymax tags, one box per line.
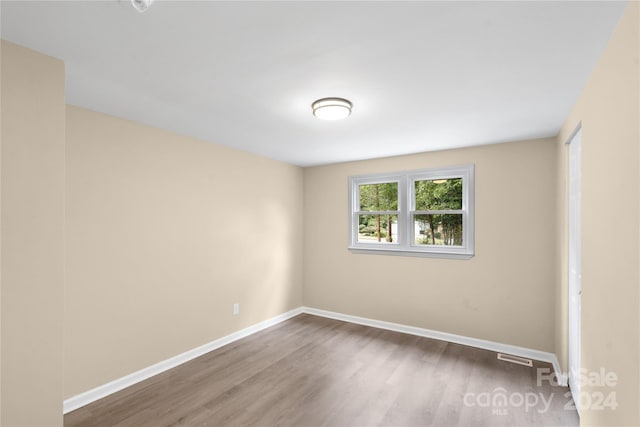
<box><xmin>1</xmin><ymin>1</ymin><xmax>638</xmax><ymax>426</ymax></box>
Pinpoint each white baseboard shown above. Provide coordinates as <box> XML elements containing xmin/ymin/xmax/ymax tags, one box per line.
<box><xmin>64</xmin><ymin>305</ymin><xmax>567</xmax><ymax>414</ymax></box>
<box><xmin>63</xmin><ymin>307</ymin><xmax>304</xmax><ymax>414</ymax></box>
<box><xmin>302</xmin><ymin>306</ymin><xmax>568</xmax><ymax>386</ymax></box>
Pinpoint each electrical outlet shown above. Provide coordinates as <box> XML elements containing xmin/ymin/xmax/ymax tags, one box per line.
<box><xmin>233</xmin><ymin>303</ymin><xmax>239</xmax><ymax>316</ymax></box>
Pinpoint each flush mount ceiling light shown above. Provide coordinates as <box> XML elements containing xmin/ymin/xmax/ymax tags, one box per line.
<box><xmin>312</xmin><ymin>98</ymin><xmax>352</xmax><ymax>120</ymax></box>
<box><xmin>131</xmin><ymin>0</ymin><xmax>154</xmax><ymax>13</ymax></box>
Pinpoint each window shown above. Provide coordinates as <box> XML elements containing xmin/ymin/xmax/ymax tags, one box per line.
<box><xmin>348</xmin><ymin>165</ymin><xmax>474</xmax><ymax>259</ymax></box>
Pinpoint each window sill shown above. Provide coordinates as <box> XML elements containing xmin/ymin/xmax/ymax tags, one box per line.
<box><xmin>348</xmin><ymin>246</ymin><xmax>474</xmax><ymax>260</ymax></box>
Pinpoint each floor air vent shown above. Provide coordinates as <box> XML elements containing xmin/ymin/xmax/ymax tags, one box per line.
<box><xmin>497</xmin><ymin>353</ymin><xmax>533</xmax><ymax>367</ymax></box>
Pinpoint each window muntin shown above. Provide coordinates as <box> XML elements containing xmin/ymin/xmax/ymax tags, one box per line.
<box><xmin>348</xmin><ymin>165</ymin><xmax>474</xmax><ymax>259</ymax></box>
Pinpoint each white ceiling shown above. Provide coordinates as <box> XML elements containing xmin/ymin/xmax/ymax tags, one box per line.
<box><xmin>1</xmin><ymin>1</ymin><xmax>627</xmax><ymax>166</ymax></box>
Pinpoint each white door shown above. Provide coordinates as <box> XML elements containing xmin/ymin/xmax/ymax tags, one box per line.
<box><xmin>568</xmin><ymin>128</ymin><xmax>582</xmax><ymax>411</ymax></box>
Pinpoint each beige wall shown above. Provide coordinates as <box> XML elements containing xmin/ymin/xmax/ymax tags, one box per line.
<box><xmin>557</xmin><ymin>2</ymin><xmax>640</xmax><ymax>425</ymax></box>
<box><xmin>64</xmin><ymin>106</ymin><xmax>303</xmax><ymax>398</ymax></box>
<box><xmin>1</xmin><ymin>41</ymin><xmax>66</xmax><ymax>426</ymax></box>
<box><xmin>304</xmin><ymin>138</ymin><xmax>558</xmax><ymax>353</ymax></box>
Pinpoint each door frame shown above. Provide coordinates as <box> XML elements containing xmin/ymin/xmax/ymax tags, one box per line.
<box><xmin>567</xmin><ymin>124</ymin><xmax>582</xmax><ymax>412</ymax></box>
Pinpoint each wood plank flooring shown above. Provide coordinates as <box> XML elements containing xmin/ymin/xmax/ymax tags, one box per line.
<box><xmin>65</xmin><ymin>314</ymin><xmax>579</xmax><ymax>426</ymax></box>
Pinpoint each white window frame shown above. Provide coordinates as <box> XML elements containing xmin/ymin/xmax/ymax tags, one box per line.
<box><xmin>348</xmin><ymin>164</ymin><xmax>474</xmax><ymax>259</ymax></box>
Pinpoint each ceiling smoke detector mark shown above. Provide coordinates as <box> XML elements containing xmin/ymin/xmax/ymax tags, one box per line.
<box><xmin>497</xmin><ymin>353</ymin><xmax>533</xmax><ymax>367</ymax></box>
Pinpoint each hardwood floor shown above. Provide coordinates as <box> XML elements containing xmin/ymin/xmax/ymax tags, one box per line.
<box><xmin>65</xmin><ymin>314</ymin><xmax>579</xmax><ymax>426</ymax></box>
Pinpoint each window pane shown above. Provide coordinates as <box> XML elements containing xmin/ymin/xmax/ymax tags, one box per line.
<box><xmin>414</xmin><ymin>214</ymin><xmax>463</xmax><ymax>246</ymax></box>
<box><xmin>359</xmin><ymin>182</ymin><xmax>398</xmax><ymax>211</ymax></box>
<box><xmin>414</xmin><ymin>178</ymin><xmax>462</xmax><ymax>210</ymax></box>
<box><xmin>358</xmin><ymin>214</ymin><xmax>398</xmax><ymax>243</ymax></box>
